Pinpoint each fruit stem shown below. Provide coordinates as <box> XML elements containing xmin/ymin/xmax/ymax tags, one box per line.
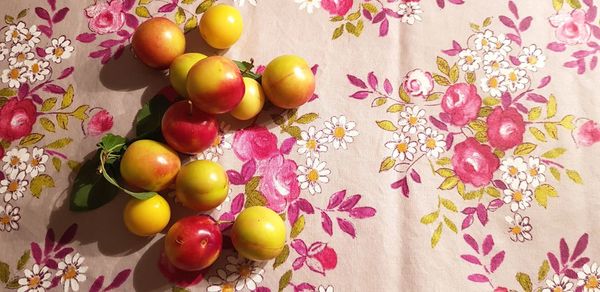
<box><xmin>187</xmin><ymin>100</ymin><xmax>194</xmax><ymax>116</ymax></box>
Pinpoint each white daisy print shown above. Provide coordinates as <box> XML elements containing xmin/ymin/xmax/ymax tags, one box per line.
<box><xmin>318</xmin><ymin>286</ymin><xmax>334</xmax><ymax>292</ymax></box>
<box><xmin>2</xmin><ymin>148</ymin><xmax>30</xmax><ymax>179</ymax></box>
<box><xmin>398</xmin><ymin>2</ymin><xmax>423</xmax><ymax>25</ymax></box>
<box><xmin>502</xmin><ymin>181</ymin><xmax>533</xmax><ymax>212</ymax></box>
<box><xmin>519</xmin><ymin>44</ymin><xmax>546</xmax><ymax>71</ymax></box>
<box><xmin>577</xmin><ymin>263</ymin><xmax>600</xmax><ymax>292</ymax></box>
<box><xmin>207</xmin><ymin>268</ymin><xmax>236</xmax><ymax>292</ymax></box>
<box><xmin>44</xmin><ymin>36</ymin><xmax>74</xmax><ymax>63</ymax></box>
<box><xmin>297</xmin><ymin>126</ymin><xmax>328</xmax><ymax>158</ymax></box>
<box><xmin>0</xmin><ymin>171</ymin><xmax>28</xmax><ymax>203</ymax></box>
<box><xmin>490</xmin><ymin>33</ymin><xmax>512</xmax><ymax>55</ymax></box>
<box><xmin>323</xmin><ymin>115</ymin><xmax>358</xmax><ymax>150</ymax></box>
<box><xmin>9</xmin><ymin>43</ymin><xmax>34</xmax><ymax>67</ymax></box>
<box><xmin>196</xmin><ymin>132</ymin><xmax>232</xmax><ymax>162</ymax></box>
<box><xmin>474</xmin><ymin>29</ymin><xmax>496</xmax><ymax>51</ymax></box>
<box><xmin>505</xmin><ymin>213</ymin><xmax>533</xmax><ymax>242</ymax></box>
<box><xmin>5</xmin><ymin>21</ymin><xmax>27</xmax><ymax>43</ymax></box>
<box><xmin>398</xmin><ymin>106</ymin><xmax>426</xmax><ymax>134</ymax></box>
<box><xmin>17</xmin><ymin>264</ymin><xmax>51</xmax><ymax>292</ymax></box>
<box><xmin>417</xmin><ymin>127</ymin><xmax>446</xmax><ymax>158</ymax></box>
<box><xmin>457</xmin><ymin>49</ymin><xmax>481</xmax><ymax>72</ymax></box>
<box><xmin>480</xmin><ymin>73</ymin><xmax>507</xmax><ymax>98</ymax></box>
<box><xmin>56</xmin><ymin>253</ymin><xmax>88</xmax><ymax>292</ymax></box>
<box><xmin>224</xmin><ymin>256</ymin><xmax>264</xmax><ymax>291</ymax></box>
<box><xmin>233</xmin><ymin>0</ymin><xmax>257</xmax><ymax>6</ymax></box>
<box><xmin>294</xmin><ymin>0</ymin><xmax>321</xmax><ymax>14</ymax></box>
<box><xmin>482</xmin><ymin>51</ymin><xmax>509</xmax><ymax>75</ymax></box>
<box><xmin>526</xmin><ymin>157</ymin><xmax>546</xmax><ymax>188</ymax></box>
<box><xmin>26</xmin><ymin>147</ymin><xmax>49</xmax><ymax>178</ymax></box>
<box><xmin>501</xmin><ymin>67</ymin><xmax>529</xmax><ymax>92</ymax></box>
<box><xmin>196</xmin><ymin>150</ymin><xmax>219</xmax><ymax>162</ymax></box>
<box><xmin>384</xmin><ymin>132</ymin><xmax>417</xmax><ymax>161</ymax></box>
<box><xmin>1</xmin><ymin>65</ymin><xmax>27</xmax><ymax>88</ymax></box>
<box><xmin>24</xmin><ymin>59</ymin><xmax>51</xmax><ymax>83</ymax></box>
<box><xmin>0</xmin><ymin>203</ymin><xmax>21</xmax><ymax>232</ymax></box>
<box><xmin>500</xmin><ymin>156</ymin><xmax>527</xmax><ymax>189</ymax></box>
<box><xmin>297</xmin><ymin>157</ymin><xmax>331</xmax><ymax>195</ymax></box>
<box><xmin>542</xmin><ymin>274</ymin><xmax>574</xmax><ymax>292</ymax></box>
<box><xmin>0</xmin><ymin>43</ymin><xmax>8</xmax><ymax>61</ymax></box>
<box><xmin>23</xmin><ymin>25</ymin><xmax>41</xmax><ymax>47</ymax></box>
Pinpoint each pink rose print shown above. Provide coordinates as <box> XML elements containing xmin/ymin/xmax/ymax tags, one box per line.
<box><xmin>402</xmin><ymin>69</ymin><xmax>434</xmax><ymax>97</ymax></box>
<box><xmin>258</xmin><ymin>154</ymin><xmax>301</xmax><ymax>213</ymax></box>
<box><xmin>549</xmin><ymin>9</ymin><xmax>591</xmax><ymax>45</ymax></box>
<box><xmin>85</xmin><ymin>0</ymin><xmax>126</xmax><ymax>35</ymax></box>
<box><xmin>87</xmin><ymin>109</ymin><xmax>114</xmax><ymax>136</ymax></box>
<box><xmin>486</xmin><ymin>107</ymin><xmax>525</xmax><ymax>150</ymax></box>
<box><xmin>452</xmin><ymin>138</ymin><xmax>499</xmax><ymax>187</ymax></box>
<box><xmin>233</xmin><ymin>127</ymin><xmax>279</xmax><ymax>162</ymax></box>
<box><xmin>322</xmin><ymin>0</ymin><xmax>353</xmax><ymax>16</ymax></box>
<box><xmin>291</xmin><ymin>240</ymin><xmax>338</xmax><ymax>276</ymax></box>
<box><xmin>574</xmin><ymin>120</ymin><xmax>600</xmax><ymax>146</ymax></box>
<box><xmin>0</xmin><ymin>98</ymin><xmax>36</xmax><ymax>141</ymax></box>
<box><xmin>441</xmin><ymin>83</ymin><xmax>482</xmax><ymax>127</ymax></box>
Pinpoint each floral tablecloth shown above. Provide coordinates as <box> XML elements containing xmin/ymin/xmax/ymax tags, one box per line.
<box><xmin>2</xmin><ymin>0</ymin><xmax>600</xmax><ymax>291</ymax></box>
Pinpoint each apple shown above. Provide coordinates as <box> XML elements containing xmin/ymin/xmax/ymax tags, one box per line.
<box><xmin>161</xmin><ymin>101</ymin><xmax>218</xmax><ymax>154</ymax></box>
<box><xmin>176</xmin><ymin>160</ymin><xmax>229</xmax><ymax>211</ymax></box>
<box><xmin>164</xmin><ymin>215</ymin><xmax>222</xmax><ymax>271</ymax></box>
<box><xmin>199</xmin><ymin>4</ymin><xmax>243</xmax><ymax>49</ymax></box>
<box><xmin>120</xmin><ymin>140</ymin><xmax>181</xmax><ymax>192</ymax></box>
<box><xmin>231</xmin><ymin>206</ymin><xmax>286</xmax><ymax>261</ymax></box>
<box><xmin>169</xmin><ymin>53</ymin><xmax>207</xmax><ymax>97</ymax></box>
<box><xmin>261</xmin><ymin>55</ymin><xmax>315</xmax><ymax>109</ymax></box>
<box><xmin>186</xmin><ymin>56</ymin><xmax>245</xmax><ymax>114</ymax></box>
<box><xmin>230</xmin><ymin>77</ymin><xmax>265</xmax><ymax>120</ymax></box>
<box><xmin>131</xmin><ymin>17</ymin><xmax>185</xmax><ymax>70</ymax></box>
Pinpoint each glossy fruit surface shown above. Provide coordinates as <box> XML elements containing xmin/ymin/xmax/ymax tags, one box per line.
<box><xmin>164</xmin><ymin>215</ymin><xmax>222</xmax><ymax>271</ymax></box>
<box><xmin>230</xmin><ymin>77</ymin><xmax>265</xmax><ymax>120</ymax></box>
<box><xmin>176</xmin><ymin>160</ymin><xmax>229</xmax><ymax>211</ymax></box>
<box><xmin>120</xmin><ymin>140</ymin><xmax>181</xmax><ymax>192</ymax></box>
<box><xmin>199</xmin><ymin>4</ymin><xmax>243</xmax><ymax>49</ymax></box>
<box><xmin>161</xmin><ymin>100</ymin><xmax>218</xmax><ymax>154</ymax></box>
<box><xmin>186</xmin><ymin>56</ymin><xmax>244</xmax><ymax>114</ymax></box>
<box><xmin>261</xmin><ymin>55</ymin><xmax>315</xmax><ymax>109</ymax></box>
<box><xmin>123</xmin><ymin>194</ymin><xmax>171</xmax><ymax>236</ymax></box>
<box><xmin>132</xmin><ymin>17</ymin><xmax>185</xmax><ymax>69</ymax></box>
<box><xmin>169</xmin><ymin>53</ymin><xmax>207</xmax><ymax>97</ymax></box>
<box><xmin>231</xmin><ymin>206</ymin><xmax>286</xmax><ymax>261</ymax></box>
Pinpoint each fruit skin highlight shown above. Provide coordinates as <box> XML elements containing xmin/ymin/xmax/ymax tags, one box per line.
<box><xmin>261</xmin><ymin>55</ymin><xmax>315</xmax><ymax>109</ymax></box>
<box><xmin>175</xmin><ymin>160</ymin><xmax>229</xmax><ymax>211</ymax></box>
<box><xmin>199</xmin><ymin>4</ymin><xmax>243</xmax><ymax>49</ymax></box>
<box><xmin>131</xmin><ymin>17</ymin><xmax>185</xmax><ymax>70</ymax></box>
<box><xmin>186</xmin><ymin>56</ymin><xmax>245</xmax><ymax>114</ymax></box>
<box><xmin>123</xmin><ymin>194</ymin><xmax>171</xmax><ymax>237</ymax></box>
<box><xmin>169</xmin><ymin>53</ymin><xmax>207</xmax><ymax>97</ymax></box>
<box><xmin>164</xmin><ymin>215</ymin><xmax>222</xmax><ymax>271</ymax></box>
<box><xmin>119</xmin><ymin>140</ymin><xmax>181</xmax><ymax>192</ymax></box>
<box><xmin>231</xmin><ymin>77</ymin><xmax>266</xmax><ymax>120</ymax></box>
<box><xmin>231</xmin><ymin>206</ymin><xmax>287</xmax><ymax>261</ymax></box>
<box><xmin>161</xmin><ymin>100</ymin><xmax>218</xmax><ymax>154</ymax></box>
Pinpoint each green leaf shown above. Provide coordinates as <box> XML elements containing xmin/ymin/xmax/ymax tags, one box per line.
<box><xmin>332</xmin><ymin>24</ymin><xmax>344</xmax><ymax>39</ymax></box>
<box><xmin>67</xmin><ymin>160</ymin><xmax>80</xmax><ymax>171</ymax></box>
<box><xmin>433</xmin><ymin>74</ymin><xmax>450</xmax><ymax>86</ymax></box>
<box><xmin>175</xmin><ymin>7</ymin><xmax>186</xmax><ymax>25</ymax></box>
<box><xmin>60</xmin><ymin>85</ymin><xmax>74</xmax><ymax>109</ymax></box>
<box><xmin>436</xmin><ymin>157</ymin><xmax>451</xmax><ymax>165</ymax></box>
<box><xmin>457</xmin><ymin>182</ymin><xmax>466</xmax><ymax>196</ymax></box>
<box><xmin>440</xmin><ymin>198</ymin><xmax>458</xmax><ymax>212</ymax></box>
<box><xmin>0</xmin><ymin>261</ymin><xmax>8</xmax><ymax>283</ymax></box>
<box><xmin>436</xmin><ymin>168</ymin><xmax>455</xmax><ymax>177</ymax></box>
<box><xmin>553</xmin><ymin>0</ymin><xmax>564</xmax><ymax>11</ymax></box>
<box><xmin>516</xmin><ymin>272</ymin><xmax>533</xmax><ymax>292</ymax></box>
<box><xmin>4</xmin><ymin>15</ymin><xmax>14</xmax><ymax>25</ymax></box>
<box><xmin>184</xmin><ymin>16</ymin><xmax>198</xmax><ymax>32</ymax></box>
<box><xmin>542</xmin><ymin>147</ymin><xmax>566</xmax><ymax>159</ymax></box>
<box><xmin>534</xmin><ymin>184</ymin><xmax>558</xmax><ymax>208</ymax></box>
<box><xmin>69</xmin><ymin>152</ymin><xmax>119</xmax><ymax>211</ymax></box>
<box><xmin>135</xmin><ymin>6</ymin><xmax>151</xmax><ymax>18</ymax></box>
<box><xmin>99</xmin><ymin>134</ymin><xmax>126</xmax><ymax>152</ymax></box>
<box><xmin>468</xmin><ymin>120</ymin><xmax>487</xmax><ymax>131</ymax></box>
<box><xmin>273</xmin><ymin>245</ymin><xmax>290</xmax><ymax>269</ymax></box>
<box><xmin>420</xmin><ymin>211</ymin><xmax>439</xmax><ymax>224</ymax></box>
<box><xmin>354</xmin><ymin>20</ymin><xmax>364</xmax><ymax>36</ymax></box>
<box><xmin>387</xmin><ymin>104</ymin><xmax>404</xmax><ymax>113</ymax></box>
<box><xmin>72</xmin><ymin>105</ymin><xmax>89</xmax><ymax>120</ymax></box>
<box><xmin>528</xmin><ymin>107</ymin><xmax>542</xmax><ymax>121</ymax></box>
<box><xmin>486</xmin><ymin>187</ymin><xmax>501</xmax><ymax>198</ymax></box>
<box><xmin>362</xmin><ymin>2</ymin><xmax>378</xmax><ymax>13</ymax></box>
<box><xmin>482</xmin><ymin>17</ymin><xmax>492</xmax><ymax>27</ymax></box>
<box><xmin>139</xmin><ymin>0</ymin><xmax>153</xmax><ymax>4</ymax></box>
<box><xmin>0</xmin><ymin>96</ymin><xmax>7</xmax><ymax>107</ymax></box>
<box><xmin>52</xmin><ymin>157</ymin><xmax>61</xmax><ymax>171</ymax></box>
<box><xmin>546</xmin><ymin>94</ymin><xmax>557</xmax><ymax>118</ymax></box>
<box><xmin>19</xmin><ymin>133</ymin><xmax>44</xmax><ymax>146</ymax></box>
<box><xmin>470</xmin><ymin>23</ymin><xmax>481</xmax><ymax>31</ymax></box>
<box><xmin>550</xmin><ymin>167</ymin><xmax>561</xmax><ymax>181</ymax></box>
<box><xmin>196</xmin><ymin>0</ymin><xmax>214</xmax><ymax>13</ymax></box>
<box><xmin>39</xmin><ymin>117</ymin><xmax>56</xmax><ymax>133</ymax></box>
<box><xmin>466</xmin><ymin>72</ymin><xmax>476</xmax><ymax>84</ymax></box>
<box><xmin>371</xmin><ymin>97</ymin><xmax>387</xmax><ymax>107</ymax></box>
<box><xmin>181</xmin><ymin>0</ymin><xmax>195</xmax><ymax>3</ymax></box>
<box><xmin>529</xmin><ymin>127</ymin><xmax>546</xmax><ymax>142</ymax></box>
<box><xmin>278</xmin><ymin>270</ymin><xmax>292</xmax><ymax>292</ymax></box>
<box><xmin>379</xmin><ymin>156</ymin><xmax>395</xmax><ymax>172</ymax></box>
<box><xmin>545</xmin><ymin>123</ymin><xmax>558</xmax><ymax>140</ymax></box>
<box><xmin>559</xmin><ymin>115</ymin><xmax>575</xmax><ymax>129</ymax></box>
<box><xmin>376</xmin><ymin>120</ymin><xmax>398</xmax><ymax>131</ymax></box>
<box><xmin>296</xmin><ymin>113</ymin><xmax>318</xmax><ymax>124</ymax></box>
<box><xmin>443</xmin><ymin>216</ymin><xmax>458</xmax><ymax>233</ymax></box>
<box><xmin>538</xmin><ymin>260</ymin><xmax>550</xmax><ymax>281</ymax></box>
<box><xmin>436</xmin><ymin>56</ymin><xmax>450</xmax><ymax>76</ymax></box>
<box><xmin>346</xmin><ymin>11</ymin><xmax>360</xmax><ymax>21</ymax></box>
<box><xmin>245</xmin><ymin>176</ymin><xmax>260</xmax><ymax>193</ymax></box>
<box><xmin>330</xmin><ymin>16</ymin><xmax>344</xmax><ymax>22</ymax></box>
<box><xmin>45</xmin><ymin>138</ymin><xmax>73</xmax><ymax>149</ymax></box>
<box><xmin>513</xmin><ymin>143</ymin><xmax>537</xmax><ymax>155</ymax></box>
<box><xmin>30</xmin><ymin>174</ymin><xmax>55</xmax><ymax>198</ymax></box>
<box><xmin>135</xmin><ymin>94</ymin><xmax>171</xmax><ymax>139</ymax></box>
<box><xmin>431</xmin><ymin>222</ymin><xmax>443</xmax><ymax>248</ymax></box>
<box><xmin>483</xmin><ymin>97</ymin><xmax>501</xmax><ymax>106</ymax></box>
<box><xmin>426</xmin><ymin>92</ymin><xmax>441</xmax><ymax>101</ymax></box>
<box><xmin>245</xmin><ymin>190</ymin><xmax>267</xmax><ymax>208</ymax></box>
<box><xmin>284</xmin><ymin>126</ymin><xmax>302</xmax><ymax>139</ymax></box>
<box><xmin>449</xmin><ymin>64</ymin><xmax>459</xmax><ymax>83</ymax></box>
<box><xmin>439</xmin><ymin>176</ymin><xmax>459</xmax><ymax>190</ymax></box>
<box><xmin>56</xmin><ymin>113</ymin><xmax>68</xmax><ymax>129</ymax></box>
<box><xmin>0</xmin><ymin>88</ymin><xmax>16</xmax><ymax>97</ymax></box>
<box><xmin>399</xmin><ymin>87</ymin><xmax>411</xmax><ymax>103</ymax></box>
<box><xmin>462</xmin><ymin>189</ymin><xmax>484</xmax><ymax>200</ymax></box>
<box><xmin>6</xmin><ymin>278</ymin><xmax>19</xmax><ymax>289</ymax></box>
<box><xmin>475</xmin><ymin>131</ymin><xmax>488</xmax><ymax>143</ymax></box>
<box><xmin>566</xmin><ymin>0</ymin><xmax>582</xmax><ymax>9</ymax></box>
<box><xmin>566</xmin><ymin>169</ymin><xmax>583</xmax><ymax>184</ymax></box>
<box><xmin>16</xmin><ymin>250</ymin><xmax>30</xmax><ymax>271</ymax></box>
<box><xmin>290</xmin><ymin>215</ymin><xmax>305</xmax><ymax>238</ymax></box>
<box><xmin>478</xmin><ymin>106</ymin><xmax>493</xmax><ymax>117</ymax></box>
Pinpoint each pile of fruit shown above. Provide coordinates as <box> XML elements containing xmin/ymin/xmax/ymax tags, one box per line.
<box><xmin>91</xmin><ymin>4</ymin><xmax>316</xmax><ymax>272</ymax></box>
